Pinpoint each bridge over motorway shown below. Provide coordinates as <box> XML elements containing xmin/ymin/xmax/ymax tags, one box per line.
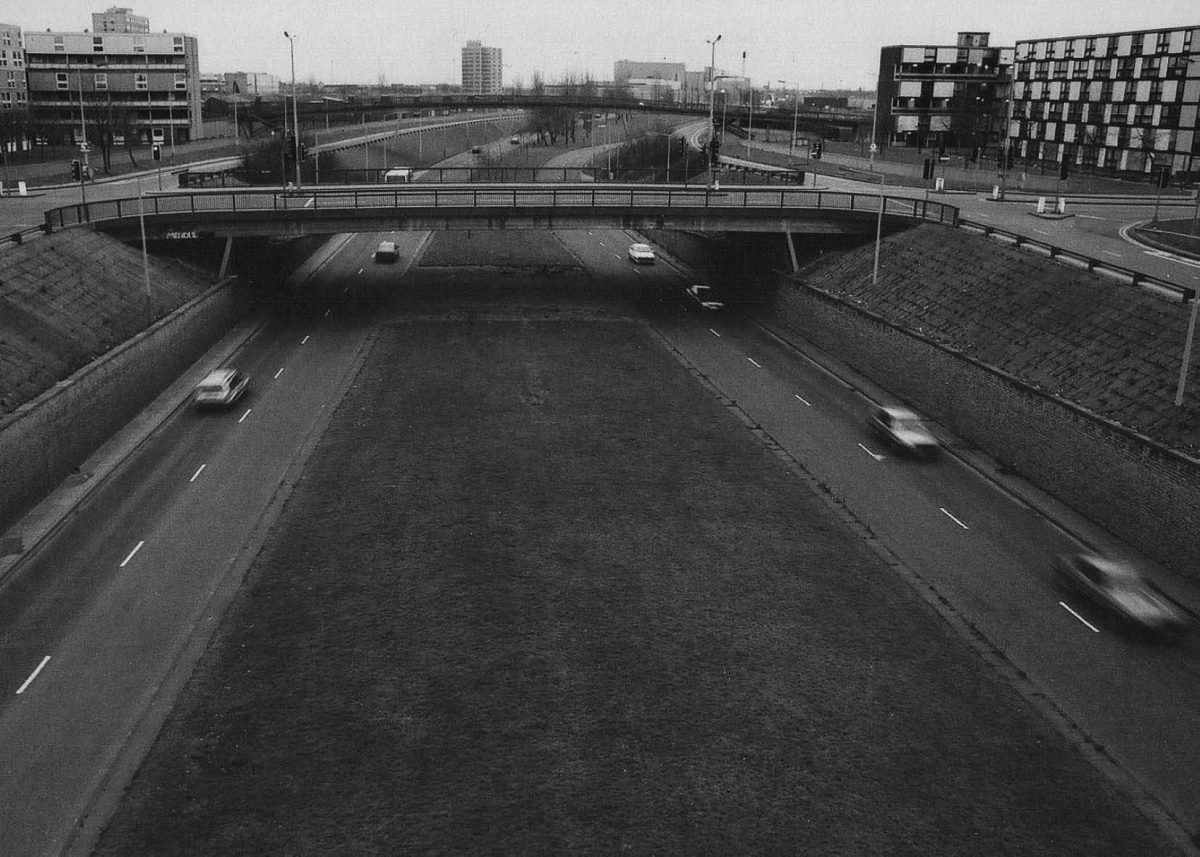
<box><xmin>247</xmin><ymin>93</ymin><xmax>870</xmax><ymax>141</ymax></box>
<box><xmin>43</xmin><ymin>184</ymin><xmax>957</xmax><ymax>244</ymax></box>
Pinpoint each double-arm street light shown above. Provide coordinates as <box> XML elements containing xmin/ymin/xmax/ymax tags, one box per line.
<box><xmin>283</xmin><ymin>31</ymin><xmax>302</xmax><ymax>190</ymax></box>
<box><xmin>706</xmin><ymin>34</ymin><xmax>722</xmax><ymax>189</ymax></box>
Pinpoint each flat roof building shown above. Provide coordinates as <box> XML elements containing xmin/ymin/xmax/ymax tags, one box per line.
<box><xmin>1011</xmin><ymin>25</ymin><xmax>1200</xmax><ymax>179</ymax></box>
<box><xmin>0</xmin><ymin>22</ymin><xmax>28</xmax><ymax>114</ymax></box>
<box><xmin>461</xmin><ymin>40</ymin><xmax>502</xmax><ymax>95</ymax></box>
<box><xmin>92</xmin><ymin>6</ymin><xmax>150</xmax><ymax>35</ymax></box>
<box><xmin>877</xmin><ymin>32</ymin><xmax>1013</xmax><ymax>154</ymax></box>
<box><xmin>24</xmin><ymin>29</ymin><xmax>202</xmax><ymax>146</ymax></box>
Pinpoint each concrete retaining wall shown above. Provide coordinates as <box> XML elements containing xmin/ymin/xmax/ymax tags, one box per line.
<box><xmin>0</xmin><ymin>280</ymin><xmax>242</xmax><ymax>529</ymax></box>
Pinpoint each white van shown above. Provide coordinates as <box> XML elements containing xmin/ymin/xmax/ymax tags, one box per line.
<box><xmin>383</xmin><ymin>167</ymin><xmax>412</xmax><ymax>183</ymax></box>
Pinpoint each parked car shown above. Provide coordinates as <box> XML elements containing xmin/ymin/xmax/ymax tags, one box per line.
<box><xmin>685</xmin><ymin>284</ymin><xmax>725</xmax><ymax>310</ymax></box>
<box><xmin>627</xmin><ymin>243</ymin><xmax>656</xmax><ymax>264</ymax></box>
<box><xmin>374</xmin><ymin>241</ymin><xmax>400</xmax><ymax>263</ymax></box>
<box><xmin>868</xmin><ymin>405</ymin><xmax>939</xmax><ymax>458</ymax></box>
<box><xmin>470</xmin><ymin>145</ymin><xmax>483</xmax><ymax>154</ymax></box>
<box><xmin>1053</xmin><ymin>553</ymin><xmax>1191</xmax><ymax>636</ymax></box>
<box><xmin>194</xmin><ymin>368</ymin><xmax>249</xmax><ymax>408</ymax></box>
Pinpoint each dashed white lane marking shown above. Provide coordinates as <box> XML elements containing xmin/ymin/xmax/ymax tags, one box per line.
<box><xmin>120</xmin><ymin>540</ymin><xmax>145</xmax><ymax>567</ymax></box>
<box><xmin>858</xmin><ymin>443</ymin><xmax>885</xmax><ymax>461</ymax></box>
<box><xmin>709</xmin><ymin>328</ymin><xmax>721</xmax><ymax>337</ymax></box>
<box><xmin>1059</xmin><ymin>601</ymin><xmax>1101</xmax><ymax>633</ymax></box>
<box><xmin>747</xmin><ymin>357</ymin><xmax>762</xmax><ymax>368</ymax></box>
<box><xmin>238</xmin><ymin>408</ymin><xmax>252</xmax><ymax>424</ymax></box>
<box><xmin>939</xmin><ymin>507</ymin><xmax>970</xmax><ymax>530</ymax></box>
<box><xmin>274</xmin><ymin>367</ymin><xmax>285</xmax><ymax>380</ymax></box>
<box><xmin>301</xmin><ymin>335</ymin><xmax>310</xmax><ymax>344</ymax></box>
<box><xmin>794</xmin><ymin>394</ymin><xmax>812</xmax><ymax>406</ymax></box>
<box><xmin>189</xmin><ymin>464</ymin><xmax>206</xmax><ymax>483</ymax></box>
<box><xmin>16</xmin><ymin>656</ymin><xmax>51</xmax><ymax>695</ymax></box>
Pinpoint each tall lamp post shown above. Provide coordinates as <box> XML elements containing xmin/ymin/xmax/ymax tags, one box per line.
<box><xmin>706</xmin><ymin>33</ymin><xmax>722</xmax><ymax>189</ymax></box>
<box><xmin>868</xmin><ymin>74</ymin><xmax>880</xmax><ymax>170</ymax></box>
<box><xmin>779</xmin><ymin>79</ymin><xmax>799</xmax><ymax>156</ymax></box>
<box><xmin>283</xmin><ymin>31</ymin><xmax>301</xmax><ymax>190</ymax></box>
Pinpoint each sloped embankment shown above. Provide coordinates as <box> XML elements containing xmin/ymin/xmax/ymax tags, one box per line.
<box><xmin>0</xmin><ymin>230</ymin><xmax>217</xmax><ymax>416</ymax></box>
<box><xmin>793</xmin><ymin>224</ymin><xmax>1200</xmax><ymax>455</ymax></box>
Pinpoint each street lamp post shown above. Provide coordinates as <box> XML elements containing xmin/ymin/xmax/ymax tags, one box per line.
<box><xmin>70</xmin><ymin>57</ymin><xmax>90</xmax><ymax>207</ymax></box>
<box><xmin>779</xmin><ymin>79</ymin><xmax>799</xmax><ymax>156</ymax></box>
<box><xmin>868</xmin><ymin>82</ymin><xmax>879</xmax><ymax>170</ymax></box>
<box><xmin>283</xmin><ymin>31</ymin><xmax>302</xmax><ymax>190</ymax></box>
<box><xmin>706</xmin><ymin>34</ymin><xmax>722</xmax><ymax>190</ymax></box>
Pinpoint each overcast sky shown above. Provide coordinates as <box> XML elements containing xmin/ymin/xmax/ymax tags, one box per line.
<box><xmin>6</xmin><ymin>1</ymin><xmax>1198</xmax><ymax>89</ymax></box>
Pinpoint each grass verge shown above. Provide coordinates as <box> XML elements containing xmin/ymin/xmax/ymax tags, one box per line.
<box><xmin>93</xmin><ymin>313</ymin><xmax>1179</xmax><ymax>855</ymax></box>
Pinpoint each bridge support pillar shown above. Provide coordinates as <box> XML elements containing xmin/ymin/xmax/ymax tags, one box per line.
<box><xmin>218</xmin><ymin>236</ymin><xmax>234</xmax><ymax>282</ymax></box>
<box><xmin>785</xmin><ymin>228</ymin><xmax>799</xmax><ymax>273</ymax></box>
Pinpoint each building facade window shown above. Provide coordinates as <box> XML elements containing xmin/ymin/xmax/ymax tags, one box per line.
<box><xmin>55</xmin><ymin>71</ymin><xmax>68</xmax><ymax>89</ymax></box>
<box><xmin>94</xmin><ymin>72</ymin><xmax>107</xmax><ymax>90</ymax></box>
<box><xmin>174</xmin><ymin>72</ymin><xmax>186</xmax><ymax>90</ymax></box>
<box><xmin>134</xmin><ymin>72</ymin><xmax>147</xmax><ymax>90</ymax></box>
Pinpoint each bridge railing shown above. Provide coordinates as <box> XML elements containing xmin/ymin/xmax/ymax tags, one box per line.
<box><xmin>43</xmin><ymin>184</ymin><xmax>958</xmax><ymax>230</ymax></box>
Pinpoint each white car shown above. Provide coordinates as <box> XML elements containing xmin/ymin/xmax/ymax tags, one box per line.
<box><xmin>194</xmin><ymin>368</ymin><xmax>249</xmax><ymax>408</ymax></box>
<box><xmin>627</xmin><ymin>243</ymin><xmax>656</xmax><ymax>264</ymax></box>
<box><xmin>868</xmin><ymin>405</ymin><xmax>939</xmax><ymax>458</ymax></box>
<box><xmin>374</xmin><ymin>240</ymin><xmax>400</xmax><ymax>263</ymax></box>
<box><xmin>685</xmin><ymin>284</ymin><xmax>725</xmax><ymax>310</ymax></box>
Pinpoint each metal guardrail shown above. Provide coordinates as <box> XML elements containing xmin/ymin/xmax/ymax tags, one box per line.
<box><xmin>958</xmin><ymin>218</ymin><xmax>1195</xmax><ymax>302</ymax></box>
<box><xmin>42</xmin><ymin>184</ymin><xmax>959</xmax><ymax>232</ymax></box>
<box><xmin>0</xmin><ymin>225</ymin><xmax>50</xmax><ymax>250</ymax></box>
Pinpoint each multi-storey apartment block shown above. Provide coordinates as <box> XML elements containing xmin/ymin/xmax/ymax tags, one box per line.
<box><xmin>24</xmin><ymin>28</ymin><xmax>202</xmax><ymax>146</ymax></box>
<box><xmin>0</xmin><ymin>22</ymin><xmax>28</xmax><ymax>113</ymax></box>
<box><xmin>877</xmin><ymin>32</ymin><xmax>1014</xmax><ymax>154</ymax></box>
<box><xmin>1011</xmin><ymin>25</ymin><xmax>1200</xmax><ymax>178</ymax></box>
<box><xmin>461</xmin><ymin>40</ymin><xmax>502</xmax><ymax>95</ymax></box>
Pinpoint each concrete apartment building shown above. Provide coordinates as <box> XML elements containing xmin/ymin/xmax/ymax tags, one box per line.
<box><xmin>877</xmin><ymin>32</ymin><xmax>1013</xmax><ymax>154</ymax></box>
<box><xmin>91</xmin><ymin>6</ymin><xmax>149</xmax><ymax>34</ymax></box>
<box><xmin>0</xmin><ymin>22</ymin><xmax>28</xmax><ymax>115</ymax></box>
<box><xmin>24</xmin><ymin>24</ymin><xmax>202</xmax><ymax>146</ymax></box>
<box><xmin>461</xmin><ymin>40</ymin><xmax>502</xmax><ymax>95</ymax></box>
<box><xmin>1011</xmin><ymin>25</ymin><xmax>1200</xmax><ymax>178</ymax></box>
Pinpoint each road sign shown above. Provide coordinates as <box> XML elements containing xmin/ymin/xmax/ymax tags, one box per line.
<box><xmin>869</xmin><ymin>143</ymin><xmax>878</xmax><ymax>153</ymax></box>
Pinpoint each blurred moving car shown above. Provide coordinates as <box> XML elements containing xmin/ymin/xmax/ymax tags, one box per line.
<box><xmin>868</xmin><ymin>405</ymin><xmax>939</xmax><ymax>458</ymax></box>
<box><xmin>374</xmin><ymin>241</ymin><xmax>400</xmax><ymax>263</ymax></box>
<box><xmin>509</xmin><ymin>136</ymin><xmax>521</xmax><ymax>145</ymax></box>
<box><xmin>627</xmin><ymin>243</ymin><xmax>656</xmax><ymax>264</ymax></box>
<box><xmin>1053</xmin><ymin>553</ymin><xmax>1191</xmax><ymax>635</ymax></box>
<box><xmin>685</xmin><ymin>284</ymin><xmax>725</xmax><ymax>310</ymax></box>
<box><xmin>194</xmin><ymin>368</ymin><xmax>249</xmax><ymax>408</ymax></box>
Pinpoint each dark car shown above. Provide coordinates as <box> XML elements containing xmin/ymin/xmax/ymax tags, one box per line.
<box><xmin>1053</xmin><ymin>553</ymin><xmax>1191</xmax><ymax>635</ymax></box>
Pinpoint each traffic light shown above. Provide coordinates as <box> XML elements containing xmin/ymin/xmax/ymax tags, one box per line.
<box><xmin>152</xmin><ymin>144</ymin><xmax>161</xmax><ymax>161</ymax></box>
<box><xmin>811</xmin><ymin>140</ymin><xmax>822</xmax><ymax>160</ymax></box>
<box><xmin>70</xmin><ymin>159</ymin><xmax>81</xmax><ymax>181</ymax></box>
<box><xmin>299</xmin><ymin>142</ymin><xmax>308</xmax><ymax>161</ymax></box>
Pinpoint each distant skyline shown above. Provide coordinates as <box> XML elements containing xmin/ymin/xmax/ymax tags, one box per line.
<box><xmin>5</xmin><ymin>0</ymin><xmax>1199</xmax><ymax>89</ymax></box>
